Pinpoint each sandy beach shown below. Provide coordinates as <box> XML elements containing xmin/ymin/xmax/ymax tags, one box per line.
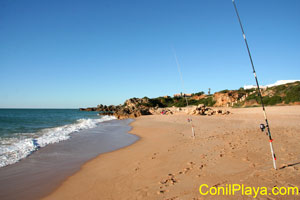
<box><xmin>43</xmin><ymin>106</ymin><xmax>300</xmax><ymax>200</ymax></box>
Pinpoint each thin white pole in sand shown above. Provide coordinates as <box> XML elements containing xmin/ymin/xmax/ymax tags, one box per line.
<box><xmin>173</xmin><ymin>49</ymin><xmax>196</xmax><ymax>139</ymax></box>
<box><xmin>232</xmin><ymin>0</ymin><xmax>277</xmax><ymax>169</ymax></box>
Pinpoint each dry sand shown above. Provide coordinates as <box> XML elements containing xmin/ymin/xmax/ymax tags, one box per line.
<box><xmin>43</xmin><ymin>106</ymin><xmax>300</xmax><ymax>200</ymax></box>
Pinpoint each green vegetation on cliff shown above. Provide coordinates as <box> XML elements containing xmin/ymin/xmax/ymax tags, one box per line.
<box><xmin>140</xmin><ymin>81</ymin><xmax>300</xmax><ymax>108</ymax></box>
<box><xmin>139</xmin><ymin>95</ymin><xmax>215</xmax><ymax>108</ymax></box>
<box><xmin>238</xmin><ymin>81</ymin><xmax>300</xmax><ymax>106</ymax></box>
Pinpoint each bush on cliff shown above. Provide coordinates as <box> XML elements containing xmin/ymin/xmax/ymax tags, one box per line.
<box><xmin>192</xmin><ymin>91</ymin><xmax>204</xmax><ymax>96</ymax></box>
<box><xmin>284</xmin><ymin>84</ymin><xmax>300</xmax><ymax>104</ymax></box>
<box><xmin>263</xmin><ymin>95</ymin><xmax>282</xmax><ymax>105</ymax></box>
<box><xmin>138</xmin><ymin>96</ymin><xmax>216</xmax><ymax>108</ymax></box>
<box><xmin>219</xmin><ymin>89</ymin><xmax>229</xmax><ymax>93</ymax></box>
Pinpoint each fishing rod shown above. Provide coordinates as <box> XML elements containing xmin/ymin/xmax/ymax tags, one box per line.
<box><xmin>232</xmin><ymin>0</ymin><xmax>277</xmax><ymax>170</ymax></box>
<box><xmin>173</xmin><ymin>49</ymin><xmax>195</xmax><ymax>138</ymax></box>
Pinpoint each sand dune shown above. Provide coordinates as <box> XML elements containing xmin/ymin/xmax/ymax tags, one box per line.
<box><xmin>43</xmin><ymin>106</ymin><xmax>300</xmax><ymax>200</ymax></box>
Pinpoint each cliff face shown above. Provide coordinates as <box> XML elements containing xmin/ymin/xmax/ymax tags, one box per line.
<box><xmin>213</xmin><ymin>91</ymin><xmax>248</xmax><ymax>107</ymax></box>
<box><xmin>191</xmin><ymin>94</ymin><xmax>207</xmax><ymax>100</ymax></box>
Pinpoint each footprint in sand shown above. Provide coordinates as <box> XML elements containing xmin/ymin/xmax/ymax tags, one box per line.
<box><xmin>187</xmin><ymin>161</ymin><xmax>195</xmax><ymax>166</ymax></box>
<box><xmin>151</xmin><ymin>152</ymin><xmax>159</xmax><ymax>159</ymax></box>
<box><xmin>134</xmin><ymin>162</ymin><xmax>141</xmax><ymax>171</ymax></box>
<box><xmin>183</xmin><ymin>167</ymin><xmax>191</xmax><ymax>174</ymax></box>
<box><xmin>158</xmin><ymin>173</ymin><xmax>179</xmax><ymax>195</ymax></box>
<box><xmin>134</xmin><ymin>167</ymin><xmax>140</xmax><ymax>171</ymax></box>
<box><xmin>178</xmin><ymin>161</ymin><xmax>197</xmax><ymax>175</ymax></box>
<box><xmin>157</xmin><ymin>190</ymin><xmax>167</xmax><ymax>194</ymax></box>
<box><xmin>195</xmin><ymin>164</ymin><xmax>206</xmax><ymax>178</ymax></box>
<box><xmin>199</xmin><ymin>164</ymin><xmax>206</xmax><ymax>170</ymax></box>
<box><xmin>158</xmin><ymin>162</ymin><xmax>201</xmax><ymax>193</ymax></box>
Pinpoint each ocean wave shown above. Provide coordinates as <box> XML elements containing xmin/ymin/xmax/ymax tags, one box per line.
<box><xmin>0</xmin><ymin>115</ymin><xmax>116</xmax><ymax>168</ymax></box>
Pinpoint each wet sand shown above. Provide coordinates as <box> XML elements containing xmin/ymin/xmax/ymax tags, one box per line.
<box><xmin>0</xmin><ymin>119</ymin><xmax>138</xmax><ymax>200</ymax></box>
<box><xmin>43</xmin><ymin>106</ymin><xmax>300</xmax><ymax>200</ymax></box>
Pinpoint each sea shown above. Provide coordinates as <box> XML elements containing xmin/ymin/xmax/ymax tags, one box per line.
<box><xmin>0</xmin><ymin>109</ymin><xmax>116</xmax><ymax>167</ymax></box>
<box><xmin>0</xmin><ymin>108</ymin><xmax>138</xmax><ymax>200</ymax></box>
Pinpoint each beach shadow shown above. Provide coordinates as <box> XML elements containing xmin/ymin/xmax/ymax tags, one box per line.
<box><xmin>279</xmin><ymin>162</ymin><xmax>300</xmax><ymax>170</ymax></box>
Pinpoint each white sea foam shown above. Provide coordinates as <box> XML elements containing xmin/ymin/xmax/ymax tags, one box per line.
<box><xmin>0</xmin><ymin>115</ymin><xmax>116</xmax><ymax>167</ymax></box>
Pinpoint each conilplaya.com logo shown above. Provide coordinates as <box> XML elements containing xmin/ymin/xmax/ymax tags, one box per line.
<box><xmin>199</xmin><ymin>184</ymin><xmax>299</xmax><ymax>198</ymax></box>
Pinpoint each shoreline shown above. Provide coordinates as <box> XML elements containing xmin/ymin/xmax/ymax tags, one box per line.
<box><xmin>43</xmin><ymin>106</ymin><xmax>300</xmax><ymax>199</ymax></box>
<box><xmin>0</xmin><ymin>119</ymin><xmax>138</xmax><ymax>200</ymax></box>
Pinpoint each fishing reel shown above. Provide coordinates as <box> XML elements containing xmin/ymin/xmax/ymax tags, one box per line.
<box><xmin>260</xmin><ymin>124</ymin><xmax>265</xmax><ymax>132</ymax></box>
<box><xmin>260</xmin><ymin>124</ymin><xmax>268</xmax><ymax>135</ymax></box>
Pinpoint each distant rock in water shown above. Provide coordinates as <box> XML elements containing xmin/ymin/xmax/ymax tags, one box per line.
<box><xmin>79</xmin><ymin>107</ymin><xmax>98</xmax><ymax>111</ymax></box>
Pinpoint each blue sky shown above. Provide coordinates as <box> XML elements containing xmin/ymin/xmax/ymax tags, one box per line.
<box><xmin>0</xmin><ymin>0</ymin><xmax>299</xmax><ymax>108</ymax></box>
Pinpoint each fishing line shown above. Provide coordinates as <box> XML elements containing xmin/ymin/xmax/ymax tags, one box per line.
<box><xmin>232</xmin><ymin>0</ymin><xmax>277</xmax><ymax>169</ymax></box>
<box><xmin>172</xmin><ymin>48</ymin><xmax>195</xmax><ymax>138</ymax></box>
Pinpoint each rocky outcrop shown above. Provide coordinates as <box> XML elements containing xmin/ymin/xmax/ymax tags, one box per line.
<box><xmin>124</xmin><ymin>97</ymin><xmax>150</xmax><ymax>108</ymax></box>
<box><xmin>213</xmin><ymin>91</ymin><xmax>245</xmax><ymax>107</ymax></box>
<box><xmin>149</xmin><ymin>108</ymin><xmax>174</xmax><ymax>115</ymax></box>
<box><xmin>149</xmin><ymin>104</ymin><xmax>230</xmax><ymax>116</ymax></box>
<box><xmin>184</xmin><ymin>104</ymin><xmax>230</xmax><ymax>116</ymax></box>
<box><xmin>93</xmin><ymin>98</ymin><xmax>153</xmax><ymax>119</ymax></box>
<box><xmin>97</xmin><ymin>104</ymin><xmax>121</xmax><ymax>113</ymax></box>
<box><xmin>81</xmin><ymin>98</ymin><xmax>230</xmax><ymax>119</ymax></box>
<box><xmin>79</xmin><ymin>107</ymin><xmax>98</xmax><ymax>111</ymax></box>
<box><xmin>113</xmin><ymin>107</ymin><xmax>151</xmax><ymax>119</ymax></box>
<box><xmin>79</xmin><ymin>104</ymin><xmax>121</xmax><ymax>112</ymax></box>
